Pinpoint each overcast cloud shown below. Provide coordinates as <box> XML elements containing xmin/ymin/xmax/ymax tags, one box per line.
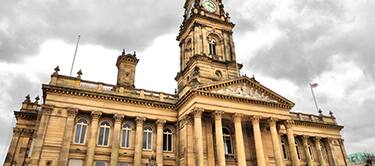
<box><xmin>0</xmin><ymin>0</ymin><xmax>374</xmax><ymax>164</ymax></box>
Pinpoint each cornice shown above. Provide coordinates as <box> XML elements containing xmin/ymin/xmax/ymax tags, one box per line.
<box><xmin>14</xmin><ymin>111</ymin><xmax>38</xmax><ymax>120</ymax></box>
<box><xmin>177</xmin><ymin>14</ymin><xmax>235</xmax><ymax>41</ymax></box>
<box><xmin>43</xmin><ymin>84</ymin><xmax>175</xmax><ymax>110</ymax></box>
<box><xmin>293</xmin><ymin>120</ymin><xmax>344</xmax><ymax>130</ymax></box>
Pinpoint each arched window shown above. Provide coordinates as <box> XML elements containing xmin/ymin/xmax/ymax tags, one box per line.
<box><xmin>281</xmin><ymin>139</ymin><xmax>289</xmax><ymax>160</ymax></box>
<box><xmin>222</xmin><ymin>128</ymin><xmax>233</xmax><ymax>155</ymax></box>
<box><xmin>73</xmin><ymin>119</ymin><xmax>88</xmax><ymax>144</ymax></box>
<box><xmin>121</xmin><ymin>124</ymin><xmax>131</xmax><ymax>148</ymax></box>
<box><xmin>143</xmin><ymin>127</ymin><xmax>153</xmax><ymax>150</ymax></box>
<box><xmin>163</xmin><ymin>129</ymin><xmax>173</xmax><ymax>152</ymax></box>
<box><xmin>308</xmin><ymin>140</ymin><xmax>315</xmax><ymax>160</ymax></box>
<box><xmin>295</xmin><ymin>141</ymin><xmax>303</xmax><ymax>160</ymax></box>
<box><xmin>209</xmin><ymin>39</ymin><xmax>217</xmax><ymax>56</ymax></box>
<box><xmin>98</xmin><ymin>121</ymin><xmax>111</xmax><ymax>146</ymax></box>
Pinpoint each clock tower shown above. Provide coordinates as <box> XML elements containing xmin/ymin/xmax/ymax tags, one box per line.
<box><xmin>176</xmin><ymin>0</ymin><xmax>242</xmax><ymax>96</ymax></box>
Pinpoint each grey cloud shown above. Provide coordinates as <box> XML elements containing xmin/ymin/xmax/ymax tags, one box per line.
<box><xmin>244</xmin><ymin>0</ymin><xmax>375</xmax><ymax>85</ymax></box>
<box><xmin>0</xmin><ymin>0</ymin><xmax>184</xmax><ymax>62</ymax></box>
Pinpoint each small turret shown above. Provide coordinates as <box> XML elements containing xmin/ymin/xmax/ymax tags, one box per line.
<box><xmin>116</xmin><ymin>49</ymin><xmax>139</xmax><ymax>88</ymax></box>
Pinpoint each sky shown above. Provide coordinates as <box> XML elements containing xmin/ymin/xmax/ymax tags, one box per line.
<box><xmin>0</xmin><ymin>0</ymin><xmax>374</xmax><ymax>163</ymax></box>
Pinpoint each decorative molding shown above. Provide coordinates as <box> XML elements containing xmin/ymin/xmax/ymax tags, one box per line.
<box><xmin>91</xmin><ymin>111</ymin><xmax>102</xmax><ymax>120</ymax></box>
<box><xmin>113</xmin><ymin>114</ymin><xmax>124</xmax><ymax>123</ymax></box>
<box><xmin>67</xmin><ymin>108</ymin><xmax>79</xmax><ymax>118</ymax></box>
<box><xmin>210</xmin><ymin>83</ymin><xmax>279</xmax><ymax>103</ymax></box>
<box><xmin>135</xmin><ymin>117</ymin><xmax>146</xmax><ymax>127</ymax></box>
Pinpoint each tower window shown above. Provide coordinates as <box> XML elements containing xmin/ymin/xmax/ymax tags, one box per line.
<box><xmin>209</xmin><ymin>39</ymin><xmax>217</xmax><ymax>56</ymax></box>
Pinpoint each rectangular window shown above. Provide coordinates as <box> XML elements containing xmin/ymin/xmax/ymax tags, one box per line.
<box><xmin>69</xmin><ymin>159</ymin><xmax>83</xmax><ymax>166</ymax></box>
<box><xmin>98</xmin><ymin>128</ymin><xmax>104</xmax><ymax>145</ymax></box>
<box><xmin>74</xmin><ymin>125</ymin><xmax>82</xmax><ymax>143</ymax></box>
<box><xmin>95</xmin><ymin>161</ymin><xmax>106</xmax><ymax>166</ymax></box>
<box><xmin>104</xmin><ymin>128</ymin><xmax>110</xmax><ymax>145</ymax></box>
<box><xmin>80</xmin><ymin>125</ymin><xmax>87</xmax><ymax>143</ymax></box>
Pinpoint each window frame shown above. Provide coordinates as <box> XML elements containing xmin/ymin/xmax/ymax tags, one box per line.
<box><xmin>163</xmin><ymin>128</ymin><xmax>173</xmax><ymax>152</ymax></box>
<box><xmin>121</xmin><ymin>124</ymin><xmax>132</xmax><ymax>148</ymax></box>
<box><xmin>73</xmin><ymin>118</ymin><xmax>89</xmax><ymax>145</ymax></box>
<box><xmin>97</xmin><ymin>121</ymin><xmax>111</xmax><ymax>147</ymax></box>
<box><xmin>142</xmin><ymin>126</ymin><xmax>153</xmax><ymax>150</ymax></box>
<box><xmin>222</xmin><ymin>127</ymin><xmax>233</xmax><ymax>155</ymax></box>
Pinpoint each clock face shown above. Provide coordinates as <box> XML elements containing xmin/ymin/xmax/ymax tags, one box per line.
<box><xmin>202</xmin><ymin>0</ymin><xmax>217</xmax><ymax>13</ymax></box>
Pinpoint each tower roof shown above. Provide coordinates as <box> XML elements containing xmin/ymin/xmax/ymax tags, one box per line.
<box><xmin>116</xmin><ymin>49</ymin><xmax>139</xmax><ymax>66</ymax></box>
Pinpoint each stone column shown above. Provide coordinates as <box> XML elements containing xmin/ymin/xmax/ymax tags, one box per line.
<box><xmin>314</xmin><ymin>137</ymin><xmax>326</xmax><ymax>166</ymax></box>
<box><xmin>194</xmin><ymin>109</ymin><xmax>204</xmax><ymax>166</ymax></box>
<box><xmin>339</xmin><ymin>139</ymin><xmax>350</xmax><ymax>166</ymax></box>
<box><xmin>251</xmin><ymin>116</ymin><xmax>266</xmax><ymax>166</ymax></box>
<box><xmin>59</xmin><ymin>108</ymin><xmax>78</xmax><ymax>166</ymax></box>
<box><xmin>268</xmin><ymin>118</ymin><xmax>284</xmax><ymax>166</ymax></box>
<box><xmin>302</xmin><ymin>136</ymin><xmax>313</xmax><ymax>166</ymax></box>
<box><xmin>326</xmin><ymin>138</ymin><xmax>337</xmax><ymax>166</ymax></box>
<box><xmin>205</xmin><ymin>115</ymin><xmax>215</xmax><ymax>166</ymax></box>
<box><xmin>85</xmin><ymin>111</ymin><xmax>102</xmax><ymax>166</ymax></box>
<box><xmin>214</xmin><ymin>111</ymin><xmax>226</xmax><ymax>166</ymax></box>
<box><xmin>233</xmin><ymin>113</ymin><xmax>246</xmax><ymax>166</ymax></box>
<box><xmin>134</xmin><ymin>117</ymin><xmax>146</xmax><ymax>166</ymax></box>
<box><xmin>30</xmin><ymin>105</ymin><xmax>53</xmax><ymax>166</ymax></box>
<box><xmin>110</xmin><ymin>114</ymin><xmax>124</xmax><ymax>166</ymax></box>
<box><xmin>156</xmin><ymin>119</ymin><xmax>166</xmax><ymax>166</ymax></box>
<box><xmin>285</xmin><ymin>120</ymin><xmax>299</xmax><ymax>166</ymax></box>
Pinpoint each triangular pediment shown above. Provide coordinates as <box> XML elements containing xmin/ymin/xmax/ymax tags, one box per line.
<box><xmin>195</xmin><ymin>77</ymin><xmax>295</xmax><ymax>108</ymax></box>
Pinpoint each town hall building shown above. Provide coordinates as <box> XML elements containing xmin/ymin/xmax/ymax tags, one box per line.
<box><xmin>4</xmin><ymin>0</ymin><xmax>350</xmax><ymax>166</ymax></box>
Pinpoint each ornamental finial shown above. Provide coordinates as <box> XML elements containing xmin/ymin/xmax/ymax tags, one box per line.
<box><xmin>122</xmin><ymin>49</ymin><xmax>125</xmax><ymax>55</ymax></box>
<box><xmin>77</xmin><ymin>69</ymin><xmax>83</xmax><ymax>79</ymax></box>
<box><xmin>53</xmin><ymin>65</ymin><xmax>60</xmax><ymax>75</ymax></box>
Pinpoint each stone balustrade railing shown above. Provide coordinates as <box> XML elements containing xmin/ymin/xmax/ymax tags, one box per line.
<box><xmin>290</xmin><ymin>112</ymin><xmax>337</xmax><ymax>124</ymax></box>
<box><xmin>49</xmin><ymin>74</ymin><xmax>177</xmax><ymax>103</ymax></box>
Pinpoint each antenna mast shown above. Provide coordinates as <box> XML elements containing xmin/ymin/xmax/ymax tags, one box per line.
<box><xmin>70</xmin><ymin>35</ymin><xmax>81</xmax><ymax>76</ymax></box>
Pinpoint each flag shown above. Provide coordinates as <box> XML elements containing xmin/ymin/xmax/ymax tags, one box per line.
<box><xmin>310</xmin><ymin>83</ymin><xmax>318</xmax><ymax>88</ymax></box>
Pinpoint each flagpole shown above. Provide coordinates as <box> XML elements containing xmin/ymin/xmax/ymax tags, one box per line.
<box><xmin>70</xmin><ymin>35</ymin><xmax>81</xmax><ymax>76</ymax></box>
<box><xmin>310</xmin><ymin>84</ymin><xmax>320</xmax><ymax>112</ymax></box>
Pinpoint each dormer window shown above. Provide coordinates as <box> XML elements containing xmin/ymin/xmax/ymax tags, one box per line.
<box><xmin>209</xmin><ymin>39</ymin><xmax>217</xmax><ymax>56</ymax></box>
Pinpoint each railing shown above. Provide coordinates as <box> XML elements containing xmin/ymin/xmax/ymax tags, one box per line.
<box><xmin>290</xmin><ymin>112</ymin><xmax>337</xmax><ymax>124</ymax></box>
<box><xmin>50</xmin><ymin>75</ymin><xmax>177</xmax><ymax>103</ymax></box>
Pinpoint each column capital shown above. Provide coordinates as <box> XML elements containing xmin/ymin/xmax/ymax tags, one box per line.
<box><xmin>232</xmin><ymin>113</ymin><xmax>243</xmax><ymax>122</ymax></box>
<box><xmin>41</xmin><ymin>105</ymin><xmax>54</xmax><ymax>115</ymax></box>
<box><xmin>267</xmin><ymin>117</ymin><xmax>278</xmax><ymax>127</ymax></box>
<box><xmin>314</xmin><ymin>136</ymin><xmax>322</xmax><ymax>141</ymax></box>
<box><xmin>135</xmin><ymin>116</ymin><xmax>146</xmax><ymax>124</ymax></box>
<box><xmin>214</xmin><ymin>110</ymin><xmax>224</xmax><ymax>120</ymax></box>
<box><xmin>91</xmin><ymin>111</ymin><xmax>102</xmax><ymax>120</ymax></box>
<box><xmin>193</xmin><ymin>108</ymin><xmax>204</xmax><ymax>118</ymax></box>
<box><xmin>284</xmin><ymin>120</ymin><xmax>294</xmax><ymax>129</ymax></box>
<box><xmin>67</xmin><ymin>108</ymin><xmax>78</xmax><ymax>118</ymax></box>
<box><xmin>114</xmin><ymin>114</ymin><xmax>124</xmax><ymax>123</ymax></box>
<box><xmin>250</xmin><ymin>115</ymin><xmax>262</xmax><ymax>122</ymax></box>
<box><xmin>156</xmin><ymin>119</ymin><xmax>166</xmax><ymax>126</ymax></box>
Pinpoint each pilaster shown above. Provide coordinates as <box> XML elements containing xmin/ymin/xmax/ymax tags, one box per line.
<box><xmin>156</xmin><ymin>119</ymin><xmax>166</xmax><ymax>166</ymax></box>
<box><xmin>59</xmin><ymin>108</ymin><xmax>78</xmax><ymax>166</ymax></box>
<box><xmin>134</xmin><ymin>116</ymin><xmax>146</xmax><ymax>166</ymax></box>
<box><xmin>110</xmin><ymin>114</ymin><xmax>124</xmax><ymax>166</ymax></box>
<box><xmin>85</xmin><ymin>111</ymin><xmax>102</xmax><ymax>166</ymax></box>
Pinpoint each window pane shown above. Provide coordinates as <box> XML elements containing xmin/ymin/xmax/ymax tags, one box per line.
<box><xmin>69</xmin><ymin>159</ymin><xmax>82</xmax><ymax>166</ymax></box>
<box><xmin>98</xmin><ymin>128</ymin><xmax>104</xmax><ymax>145</ymax></box>
<box><xmin>147</xmin><ymin>132</ymin><xmax>152</xmax><ymax>149</ymax></box>
<box><xmin>125</xmin><ymin>130</ymin><xmax>130</xmax><ymax>147</ymax></box>
<box><xmin>142</xmin><ymin>132</ymin><xmax>147</xmax><ymax>148</ymax></box>
<box><xmin>168</xmin><ymin>135</ymin><xmax>172</xmax><ymax>151</ymax></box>
<box><xmin>94</xmin><ymin>161</ymin><xmax>106</xmax><ymax>166</ymax></box>
<box><xmin>163</xmin><ymin>134</ymin><xmax>167</xmax><ymax>150</ymax></box>
<box><xmin>74</xmin><ymin>125</ymin><xmax>81</xmax><ymax>143</ymax></box>
<box><xmin>80</xmin><ymin>125</ymin><xmax>87</xmax><ymax>144</ymax></box>
<box><xmin>104</xmin><ymin>128</ymin><xmax>110</xmax><ymax>145</ymax></box>
<box><xmin>121</xmin><ymin>130</ymin><xmax>126</xmax><ymax>147</ymax></box>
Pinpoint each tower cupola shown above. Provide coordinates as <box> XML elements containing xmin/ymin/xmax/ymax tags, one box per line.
<box><xmin>116</xmin><ymin>49</ymin><xmax>139</xmax><ymax>88</ymax></box>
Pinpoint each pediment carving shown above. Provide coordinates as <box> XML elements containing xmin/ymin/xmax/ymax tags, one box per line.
<box><xmin>210</xmin><ymin>82</ymin><xmax>279</xmax><ymax>103</ymax></box>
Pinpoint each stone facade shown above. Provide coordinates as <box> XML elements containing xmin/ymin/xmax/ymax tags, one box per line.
<box><xmin>4</xmin><ymin>0</ymin><xmax>349</xmax><ymax>166</ymax></box>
